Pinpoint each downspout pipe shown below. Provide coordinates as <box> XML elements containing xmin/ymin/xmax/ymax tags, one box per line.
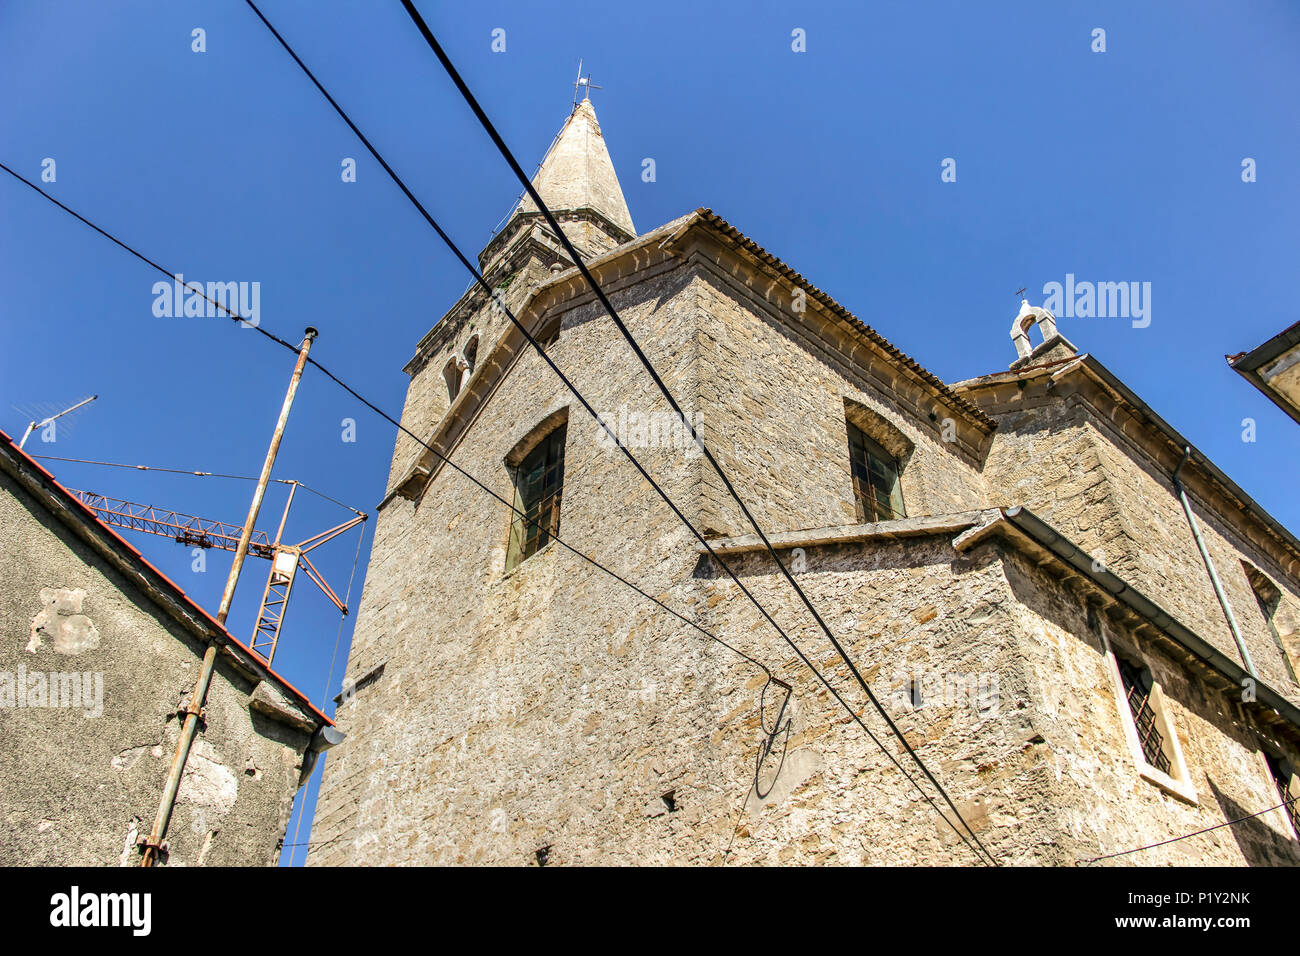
<box><xmin>140</xmin><ymin>328</ymin><xmax>318</xmax><ymax>867</ymax></box>
<box><xmin>1173</xmin><ymin>446</ymin><xmax>1256</xmax><ymax>678</ymax></box>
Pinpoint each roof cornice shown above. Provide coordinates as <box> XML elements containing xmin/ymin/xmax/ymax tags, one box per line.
<box><xmin>954</xmin><ymin>353</ymin><xmax>1300</xmax><ymax>579</ymax></box>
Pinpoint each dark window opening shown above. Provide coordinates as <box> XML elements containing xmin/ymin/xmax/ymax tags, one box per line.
<box><xmin>443</xmin><ymin>357</ymin><xmax>462</xmax><ymax>403</ymax></box>
<box><xmin>1265</xmin><ymin>753</ymin><xmax>1299</xmax><ymax>836</ymax></box>
<box><xmin>463</xmin><ymin>335</ymin><xmax>479</xmax><ymax>376</ymax></box>
<box><xmin>847</xmin><ymin>423</ymin><xmax>904</xmax><ymax>523</ymax></box>
<box><xmin>1116</xmin><ymin>656</ymin><xmax>1171</xmax><ymax>774</ymax></box>
<box><xmin>507</xmin><ymin>425</ymin><xmax>566</xmax><ymax>572</ymax></box>
<box><xmin>534</xmin><ymin>845</ymin><xmax>551</xmax><ymax>867</ymax></box>
<box><xmin>661</xmin><ymin>791</ymin><xmax>677</xmax><ymax>813</ymax></box>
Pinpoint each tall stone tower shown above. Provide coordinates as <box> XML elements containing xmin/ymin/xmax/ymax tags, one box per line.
<box><xmin>309</xmin><ymin>93</ymin><xmax>1300</xmax><ymax>867</ymax></box>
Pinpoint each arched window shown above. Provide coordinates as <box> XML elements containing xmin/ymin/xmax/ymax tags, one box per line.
<box><xmin>505</xmin><ymin>411</ymin><xmax>569</xmax><ymax>572</ymax></box>
<box><xmin>843</xmin><ymin>399</ymin><xmax>912</xmax><ymax>523</ymax></box>
<box><xmin>463</xmin><ymin>334</ymin><xmax>479</xmax><ymax>376</ymax></box>
<box><xmin>1010</xmin><ymin>300</ymin><xmax>1059</xmax><ymax>360</ymax></box>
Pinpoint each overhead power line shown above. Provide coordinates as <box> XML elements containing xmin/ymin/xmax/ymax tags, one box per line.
<box><xmin>1078</xmin><ymin>793</ymin><xmax>1298</xmax><ymax>864</ymax></box>
<box><xmin>397</xmin><ymin>0</ymin><xmax>997</xmax><ymax>863</ymax></box>
<box><xmin>242</xmin><ymin>1</ymin><xmax>993</xmax><ymax>864</ymax></box>
<box><xmin>0</xmin><ymin>160</ymin><xmax>790</xmax><ymax>765</ymax></box>
<box><xmin>244</xmin><ymin>0</ymin><xmax>994</xmax><ymax>864</ymax></box>
<box><xmin>5</xmin><ymin>11</ymin><xmax>992</xmax><ymax>859</ymax></box>
<box><xmin>28</xmin><ymin>453</ymin><xmax>364</xmax><ymax>515</ymax></box>
<box><xmin>241</xmin><ymin>0</ymin><xmax>994</xmax><ymax>864</ymax></box>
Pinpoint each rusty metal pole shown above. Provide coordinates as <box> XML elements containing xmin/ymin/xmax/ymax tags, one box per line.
<box><xmin>141</xmin><ymin>328</ymin><xmax>318</xmax><ymax>867</ymax></box>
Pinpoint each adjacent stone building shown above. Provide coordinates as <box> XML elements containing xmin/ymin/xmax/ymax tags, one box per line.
<box><xmin>1229</xmin><ymin>319</ymin><xmax>1300</xmax><ymax>427</ymax></box>
<box><xmin>0</xmin><ymin>429</ymin><xmax>339</xmax><ymax>866</ymax></box>
<box><xmin>309</xmin><ymin>96</ymin><xmax>1300</xmax><ymax>865</ymax></box>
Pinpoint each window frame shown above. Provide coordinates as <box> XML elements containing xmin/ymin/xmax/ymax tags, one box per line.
<box><xmin>505</xmin><ymin>423</ymin><xmax>567</xmax><ymax>572</ymax></box>
<box><xmin>1262</xmin><ymin>751</ymin><xmax>1299</xmax><ymax>840</ymax></box>
<box><xmin>1101</xmin><ymin>631</ymin><xmax>1197</xmax><ymax>804</ymax></box>
<box><xmin>846</xmin><ymin>421</ymin><xmax>905</xmax><ymax>523</ymax></box>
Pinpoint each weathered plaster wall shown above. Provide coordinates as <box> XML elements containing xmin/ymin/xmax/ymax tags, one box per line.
<box><xmin>0</xmin><ymin>471</ymin><xmax>313</xmax><ymax>866</ymax></box>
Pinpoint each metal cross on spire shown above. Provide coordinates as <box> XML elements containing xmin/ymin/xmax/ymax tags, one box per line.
<box><xmin>572</xmin><ymin>58</ymin><xmax>602</xmax><ymax>109</ymax></box>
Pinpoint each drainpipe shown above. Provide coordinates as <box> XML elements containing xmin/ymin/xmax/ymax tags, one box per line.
<box><xmin>1173</xmin><ymin>446</ymin><xmax>1256</xmax><ymax>678</ymax></box>
<box><xmin>140</xmin><ymin>328</ymin><xmax>318</xmax><ymax>867</ymax></box>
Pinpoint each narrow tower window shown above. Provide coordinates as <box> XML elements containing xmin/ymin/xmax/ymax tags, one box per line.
<box><xmin>463</xmin><ymin>334</ymin><xmax>479</xmax><ymax>376</ymax></box>
<box><xmin>443</xmin><ymin>357</ymin><xmax>463</xmax><ymax>402</ymax></box>
<box><xmin>847</xmin><ymin>422</ymin><xmax>904</xmax><ymax>522</ymax></box>
<box><xmin>506</xmin><ymin>424</ymin><xmax>567</xmax><ymax>571</ymax></box>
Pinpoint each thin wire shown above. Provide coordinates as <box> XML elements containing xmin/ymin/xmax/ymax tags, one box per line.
<box><xmin>242</xmin><ymin>0</ymin><xmax>992</xmax><ymax>864</ymax></box>
<box><xmin>1078</xmin><ymin>793</ymin><xmax>1298</xmax><ymax>864</ymax></box>
<box><xmin>287</xmin><ymin>524</ymin><xmax>366</xmax><ymax>869</ymax></box>
<box><xmin>6</xmin><ymin>36</ymin><xmax>985</xmax><ymax>858</ymax></box>
<box><xmin>0</xmin><ymin>162</ymin><xmax>300</xmax><ymax>354</ymax></box>
<box><xmin>27</xmin><ymin>453</ymin><xmax>365</xmax><ymax>516</ymax></box>
<box><xmin>241</xmin><ymin>1</ymin><xmax>982</xmax><ymax>868</ymax></box>
<box><xmin>321</xmin><ymin>520</ymin><xmax>367</xmax><ymax>709</ymax></box>
<box><xmin>325</xmin><ymin>0</ymin><xmax>996</xmax><ymax>864</ymax></box>
<box><xmin>0</xmin><ymin>156</ymin><xmax>783</xmax><ymax>712</ymax></box>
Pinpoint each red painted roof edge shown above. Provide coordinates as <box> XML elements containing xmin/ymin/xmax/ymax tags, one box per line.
<box><xmin>0</xmin><ymin>428</ymin><xmax>334</xmax><ymax>728</ymax></box>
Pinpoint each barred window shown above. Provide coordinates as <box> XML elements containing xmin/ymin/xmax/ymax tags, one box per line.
<box><xmin>1265</xmin><ymin>753</ymin><xmax>1299</xmax><ymax>836</ymax></box>
<box><xmin>506</xmin><ymin>424</ymin><xmax>566</xmax><ymax>572</ymax></box>
<box><xmin>1116</xmin><ymin>656</ymin><xmax>1172</xmax><ymax>775</ymax></box>
<box><xmin>847</xmin><ymin>423</ymin><xmax>904</xmax><ymax>523</ymax></box>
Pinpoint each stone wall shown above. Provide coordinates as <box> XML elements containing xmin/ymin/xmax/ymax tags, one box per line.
<box><xmin>310</xmin><ymin>218</ymin><xmax>1300</xmax><ymax>865</ymax></box>
<box><xmin>692</xmin><ymin>264</ymin><xmax>988</xmax><ymax>539</ymax></box>
<box><xmin>310</xmin><ymin>249</ymin><xmax>1044</xmax><ymax>865</ymax></box>
<box><xmin>999</xmin><ymin>544</ymin><xmax>1300</xmax><ymax>865</ymax></box>
<box><xmin>974</xmin><ymin>382</ymin><xmax>1300</xmax><ymax>707</ymax></box>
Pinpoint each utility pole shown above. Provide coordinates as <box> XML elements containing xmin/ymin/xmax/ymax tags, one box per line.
<box><xmin>140</xmin><ymin>328</ymin><xmax>317</xmax><ymax>867</ymax></box>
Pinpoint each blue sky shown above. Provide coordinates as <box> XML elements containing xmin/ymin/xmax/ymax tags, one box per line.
<box><xmin>3</xmin><ymin>1</ymin><xmax>1298</xmax><ymax>864</ymax></box>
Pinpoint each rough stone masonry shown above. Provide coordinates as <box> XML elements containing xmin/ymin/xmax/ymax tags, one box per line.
<box><xmin>309</xmin><ymin>97</ymin><xmax>1300</xmax><ymax>866</ymax></box>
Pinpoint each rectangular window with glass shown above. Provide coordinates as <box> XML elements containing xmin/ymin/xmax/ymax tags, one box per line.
<box><xmin>847</xmin><ymin>423</ymin><xmax>904</xmax><ymax>523</ymax></box>
<box><xmin>506</xmin><ymin>425</ymin><xmax>566</xmax><ymax>572</ymax></box>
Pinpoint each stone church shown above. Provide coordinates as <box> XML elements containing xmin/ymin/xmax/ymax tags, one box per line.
<box><xmin>308</xmin><ymin>95</ymin><xmax>1300</xmax><ymax>865</ymax></box>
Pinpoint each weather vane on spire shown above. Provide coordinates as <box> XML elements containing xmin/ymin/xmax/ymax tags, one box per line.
<box><xmin>572</xmin><ymin>58</ymin><xmax>602</xmax><ymax>109</ymax></box>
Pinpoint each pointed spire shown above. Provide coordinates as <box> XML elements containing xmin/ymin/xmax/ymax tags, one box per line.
<box><xmin>517</xmin><ymin>98</ymin><xmax>635</xmax><ymax>238</ymax></box>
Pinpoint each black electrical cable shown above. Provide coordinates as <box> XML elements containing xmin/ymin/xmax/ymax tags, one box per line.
<box><xmin>398</xmin><ymin>0</ymin><xmax>998</xmax><ymax>864</ymax></box>
<box><xmin>0</xmin><ymin>159</ymin><xmax>782</xmax><ymax>709</ymax></box>
<box><xmin>1078</xmin><ymin>793</ymin><xmax>1298</xmax><ymax>863</ymax></box>
<box><xmin>241</xmin><ymin>0</ymin><xmax>993</xmax><ymax>868</ymax></box>
<box><xmin>4</xmin><ymin>151</ymin><xmax>977</xmax><ymax>862</ymax></box>
<box><xmin>242</xmin><ymin>0</ymin><xmax>995</xmax><ymax>865</ymax></box>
